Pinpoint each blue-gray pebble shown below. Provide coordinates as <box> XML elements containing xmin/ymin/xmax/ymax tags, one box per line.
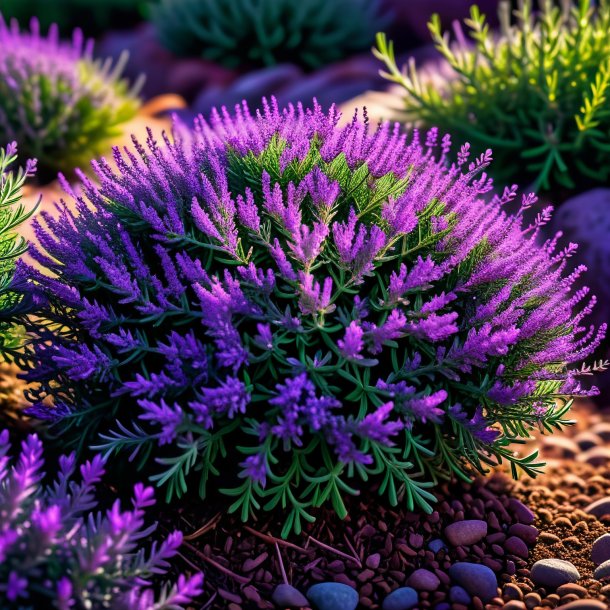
<box><xmin>594</xmin><ymin>558</ymin><xmax>610</xmax><ymax>581</ymax></box>
<box><xmin>307</xmin><ymin>583</ymin><xmax>359</xmax><ymax>610</ymax></box>
<box><xmin>448</xmin><ymin>562</ymin><xmax>497</xmax><ymax>602</ymax></box>
<box><xmin>530</xmin><ymin>559</ymin><xmax>580</xmax><ymax>588</ymax></box>
<box><xmin>449</xmin><ymin>585</ymin><xmax>471</xmax><ymax>605</ymax></box>
<box><xmin>592</xmin><ymin>533</ymin><xmax>610</xmax><ymax>565</ymax></box>
<box><xmin>272</xmin><ymin>583</ymin><xmax>309</xmax><ymax>608</ymax></box>
<box><xmin>382</xmin><ymin>587</ymin><xmax>419</xmax><ymax>610</ymax></box>
<box><xmin>428</xmin><ymin>538</ymin><xmax>447</xmax><ymax>554</ymax></box>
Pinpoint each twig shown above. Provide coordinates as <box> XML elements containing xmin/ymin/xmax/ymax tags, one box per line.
<box><xmin>343</xmin><ymin>535</ymin><xmax>362</xmax><ymax>566</ymax></box>
<box><xmin>243</xmin><ymin>526</ymin><xmax>307</xmax><ymax>553</ymax></box>
<box><xmin>182</xmin><ymin>541</ymin><xmax>251</xmax><ymax>585</ymax></box>
<box><xmin>308</xmin><ymin>535</ymin><xmax>362</xmax><ymax>568</ymax></box>
<box><xmin>183</xmin><ymin>512</ymin><xmax>222</xmax><ymax>541</ymax></box>
<box><xmin>275</xmin><ymin>542</ymin><xmax>289</xmax><ymax>585</ymax></box>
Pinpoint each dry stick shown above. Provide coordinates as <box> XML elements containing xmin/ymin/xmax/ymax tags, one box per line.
<box><xmin>183</xmin><ymin>512</ymin><xmax>222</xmax><ymax>541</ymax></box>
<box><xmin>308</xmin><ymin>535</ymin><xmax>363</xmax><ymax>568</ymax></box>
<box><xmin>275</xmin><ymin>542</ymin><xmax>289</xmax><ymax>585</ymax></box>
<box><xmin>243</xmin><ymin>526</ymin><xmax>307</xmax><ymax>553</ymax></box>
<box><xmin>343</xmin><ymin>535</ymin><xmax>362</xmax><ymax>566</ymax></box>
<box><xmin>182</xmin><ymin>541</ymin><xmax>251</xmax><ymax>585</ymax></box>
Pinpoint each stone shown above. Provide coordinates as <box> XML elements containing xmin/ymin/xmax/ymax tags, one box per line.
<box><xmin>541</xmin><ymin>436</ymin><xmax>579</xmax><ymax>458</ymax></box>
<box><xmin>503</xmin><ymin>602</ymin><xmax>526</xmax><ymax>610</ymax></box>
<box><xmin>428</xmin><ymin>538</ymin><xmax>446</xmax><ymax>554</ymax></box>
<box><xmin>592</xmin><ymin>534</ymin><xmax>610</xmax><ymax>565</ymax></box>
<box><xmin>556</xmin><ymin>583</ymin><xmax>588</xmax><ymax>597</ymax></box>
<box><xmin>594</xmin><ymin>558</ymin><xmax>610</xmax><ymax>581</ymax></box>
<box><xmin>530</xmin><ymin>559</ymin><xmax>580</xmax><ymax>588</ymax></box>
<box><xmin>272</xmin><ymin>584</ymin><xmax>309</xmax><ymax>608</ymax></box>
<box><xmin>382</xmin><ymin>587</ymin><xmax>419</xmax><ymax>610</ymax></box>
<box><xmin>573</xmin><ymin>431</ymin><xmax>602</xmax><ymax>451</ymax></box>
<box><xmin>444</xmin><ymin>520</ymin><xmax>488</xmax><ymax>546</ymax></box>
<box><xmin>577</xmin><ymin>447</ymin><xmax>610</xmax><ymax>466</ymax></box>
<box><xmin>555</xmin><ymin>602</ymin><xmax>608</xmax><ymax>610</ymax></box>
<box><xmin>505</xmin><ymin>535</ymin><xmax>529</xmax><ymax>558</ymax></box>
<box><xmin>448</xmin><ymin>562</ymin><xmax>498</xmax><ymax>602</ymax></box>
<box><xmin>449</xmin><ymin>585</ymin><xmax>471</xmax><ymax>604</ymax></box>
<box><xmin>585</xmin><ymin>496</ymin><xmax>610</xmax><ymax>518</ymax></box>
<box><xmin>508</xmin><ymin>499</ymin><xmax>536</xmax><ymax>524</ymax></box>
<box><xmin>502</xmin><ymin>583</ymin><xmax>523</xmax><ymax>601</ymax></box>
<box><xmin>508</xmin><ymin>523</ymin><xmax>539</xmax><ymax>545</ymax></box>
<box><xmin>406</xmin><ymin>568</ymin><xmax>440</xmax><ymax>591</ymax></box>
<box><xmin>306</xmin><ymin>583</ymin><xmax>359</xmax><ymax>610</ymax></box>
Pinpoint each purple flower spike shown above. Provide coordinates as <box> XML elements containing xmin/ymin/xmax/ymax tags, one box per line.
<box><xmin>0</xmin><ymin>433</ymin><xmax>202</xmax><ymax>609</ymax></box>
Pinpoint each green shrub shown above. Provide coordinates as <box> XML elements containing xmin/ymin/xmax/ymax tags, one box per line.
<box><xmin>375</xmin><ymin>0</ymin><xmax>610</xmax><ymax>193</ymax></box>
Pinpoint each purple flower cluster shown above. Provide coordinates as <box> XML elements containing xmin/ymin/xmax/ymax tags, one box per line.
<box><xmin>11</xmin><ymin>98</ymin><xmax>603</xmax><ymax>531</ymax></box>
<box><xmin>0</xmin><ymin>15</ymin><xmax>139</xmax><ymax>176</ymax></box>
<box><xmin>0</xmin><ymin>430</ymin><xmax>203</xmax><ymax>609</ymax></box>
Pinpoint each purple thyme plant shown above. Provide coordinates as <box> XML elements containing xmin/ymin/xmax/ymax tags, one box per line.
<box><xmin>10</xmin><ymin>98</ymin><xmax>604</xmax><ymax>536</ymax></box>
<box><xmin>0</xmin><ymin>15</ymin><xmax>140</xmax><ymax>177</ymax></box>
<box><xmin>0</xmin><ymin>430</ymin><xmax>203</xmax><ymax>609</ymax></box>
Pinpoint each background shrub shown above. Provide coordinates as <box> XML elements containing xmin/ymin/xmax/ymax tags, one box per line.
<box><xmin>152</xmin><ymin>0</ymin><xmax>387</xmax><ymax>70</ymax></box>
<box><xmin>375</xmin><ymin>0</ymin><xmax>610</xmax><ymax>194</ymax></box>
<box><xmin>0</xmin><ymin>16</ymin><xmax>140</xmax><ymax>178</ymax></box>
<box><xmin>11</xmin><ymin>99</ymin><xmax>604</xmax><ymax>536</ymax></box>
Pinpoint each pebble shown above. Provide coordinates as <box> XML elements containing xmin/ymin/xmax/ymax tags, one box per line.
<box><xmin>502</xmin><ymin>583</ymin><xmax>523</xmax><ymax>601</ymax></box>
<box><xmin>594</xmin><ymin>558</ymin><xmax>610</xmax><ymax>580</ymax></box>
<box><xmin>508</xmin><ymin>523</ymin><xmax>539</xmax><ymax>545</ymax></box>
<box><xmin>444</xmin><ymin>520</ymin><xmax>488</xmax><ymax>546</ymax></box>
<box><xmin>272</xmin><ymin>584</ymin><xmax>309</xmax><ymax>608</ymax></box>
<box><xmin>406</xmin><ymin>568</ymin><xmax>440</xmax><ymax>591</ymax></box>
<box><xmin>449</xmin><ymin>585</ymin><xmax>471</xmax><ymax>604</ymax></box>
<box><xmin>447</xmin><ymin>562</ymin><xmax>497</xmax><ymax>602</ymax></box>
<box><xmin>573</xmin><ymin>431</ymin><xmax>603</xmax><ymax>451</ymax></box>
<box><xmin>591</xmin><ymin>533</ymin><xmax>610</xmax><ymax>565</ymax></box>
<box><xmin>503</xmin><ymin>602</ymin><xmax>526</xmax><ymax>610</ymax></box>
<box><xmin>504</xmin><ymin>535</ymin><xmax>529</xmax><ymax>558</ymax></box>
<box><xmin>307</xmin><ymin>583</ymin><xmax>359</xmax><ymax>610</ymax></box>
<box><xmin>555</xmin><ymin>602</ymin><xmax>608</xmax><ymax>610</ymax></box>
<box><xmin>428</xmin><ymin>538</ymin><xmax>446</xmax><ymax>554</ymax></box>
<box><xmin>508</xmin><ymin>499</ymin><xmax>536</xmax><ymax>524</ymax></box>
<box><xmin>530</xmin><ymin>558</ymin><xmax>580</xmax><ymax>588</ymax></box>
<box><xmin>577</xmin><ymin>446</ymin><xmax>610</xmax><ymax>466</ymax></box>
<box><xmin>381</xmin><ymin>587</ymin><xmax>418</xmax><ymax>610</ymax></box>
<box><xmin>591</xmin><ymin>422</ymin><xmax>610</xmax><ymax>441</ymax></box>
<box><xmin>585</xmin><ymin>496</ymin><xmax>610</xmax><ymax>518</ymax></box>
<box><xmin>556</xmin><ymin>583</ymin><xmax>588</xmax><ymax>597</ymax></box>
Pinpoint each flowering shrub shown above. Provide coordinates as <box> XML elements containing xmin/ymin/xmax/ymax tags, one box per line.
<box><xmin>0</xmin><ymin>430</ymin><xmax>203</xmax><ymax>609</ymax></box>
<box><xmin>152</xmin><ymin>0</ymin><xmax>386</xmax><ymax>69</ymax></box>
<box><xmin>0</xmin><ymin>16</ymin><xmax>139</xmax><ymax>177</ymax></box>
<box><xmin>374</xmin><ymin>0</ymin><xmax>610</xmax><ymax>193</ymax></box>
<box><xmin>0</xmin><ymin>143</ymin><xmax>36</xmax><ymax>351</ymax></box>
<box><xmin>12</xmin><ymin>99</ymin><xmax>604</xmax><ymax>536</ymax></box>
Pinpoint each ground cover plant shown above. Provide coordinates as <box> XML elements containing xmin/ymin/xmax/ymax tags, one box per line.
<box><xmin>152</xmin><ymin>0</ymin><xmax>387</xmax><ymax>70</ymax></box>
<box><xmin>0</xmin><ymin>143</ymin><xmax>36</xmax><ymax>352</ymax></box>
<box><xmin>0</xmin><ymin>15</ymin><xmax>140</xmax><ymax>179</ymax></box>
<box><xmin>374</xmin><ymin>0</ymin><xmax>610</xmax><ymax>193</ymax></box>
<box><xmin>8</xmin><ymin>98</ymin><xmax>605</xmax><ymax>537</ymax></box>
<box><xmin>0</xmin><ymin>430</ymin><xmax>203</xmax><ymax>609</ymax></box>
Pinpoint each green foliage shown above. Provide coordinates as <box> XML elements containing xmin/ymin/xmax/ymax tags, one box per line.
<box><xmin>152</xmin><ymin>0</ymin><xmax>387</xmax><ymax>69</ymax></box>
<box><xmin>0</xmin><ymin>18</ymin><xmax>141</xmax><ymax>178</ymax></box>
<box><xmin>374</xmin><ymin>0</ymin><xmax>610</xmax><ymax>193</ymax></box>
<box><xmin>0</xmin><ymin>144</ymin><xmax>35</xmax><ymax>351</ymax></box>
